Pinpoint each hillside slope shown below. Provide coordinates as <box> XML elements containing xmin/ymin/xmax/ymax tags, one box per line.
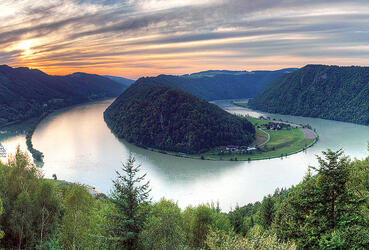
<box><xmin>103</xmin><ymin>75</ymin><xmax>134</xmax><ymax>88</ymax></box>
<box><xmin>138</xmin><ymin>68</ymin><xmax>296</xmax><ymax>101</ymax></box>
<box><xmin>104</xmin><ymin>78</ymin><xmax>255</xmax><ymax>154</ymax></box>
<box><xmin>0</xmin><ymin>65</ymin><xmax>126</xmax><ymax>126</ymax></box>
<box><xmin>249</xmin><ymin>65</ymin><xmax>369</xmax><ymax>125</ymax></box>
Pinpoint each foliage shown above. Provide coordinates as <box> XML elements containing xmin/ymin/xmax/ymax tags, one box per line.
<box><xmin>104</xmin><ymin>82</ymin><xmax>255</xmax><ymax>154</ymax></box>
<box><xmin>0</xmin><ymin>147</ymin><xmax>44</xmax><ymax>248</ymax></box>
<box><xmin>0</xmin><ymin>148</ymin><xmax>107</xmax><ymax>249</ymax></box>
<box><xmin>249</xmin><ymin>64</ymin><xmax>369</xmax><ymax>125</ymax></box>
<box><xmin>182</xmin><ymin>204</ymin><xmax>232</xmax><ymax>249</ymax></box>
<box><xmin>58</xmin><ymin>184</ymin><xmax>97</xmax><ymax>250</ymax></box>
<box><xmin>106</xmin><ymin>153</ymin><xmax>150</xmax><ymax>249</ymax></box>
<box><xmin>273</xmin><ymin>149</ymin><xmax>369</xmax><ymax>248</ymax></box>
<box><xmin>205</xmin><ymin>226</ymin><xmax>296</xmax><ymax>250</ymax></box>
<box><xmin>259</xmin><ymin>195</ymin><xmax>275</xmax><ymax>229</ymax></box>
<box><xmin>0</xmin><ymin>147</ymin><xmax>369</xmax><ymax>249</ymax></box>
<box><xmin>26</xmin><ymin>113</ymin><xmax>49</xmax><ymax>164</ymax></box>
<box><xmin>140</xmin><ymin>198</ymin><xmax>187</xmax><ymax>250</ymax></box>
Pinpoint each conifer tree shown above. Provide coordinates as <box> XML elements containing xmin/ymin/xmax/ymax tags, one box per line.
<box><xmin>107</xmin><ymin>154</ymin><xmax>150</xmax><ymax>250</ymax></box>
<box><xmin>260</xmin><ymin>195</ymin><xmax>275</xmax><ymax>228</ymax></box>
<box><xmin>313</xmin><ymin>149</ymin><xmax>350</xmax><ymax>229</ymax></box>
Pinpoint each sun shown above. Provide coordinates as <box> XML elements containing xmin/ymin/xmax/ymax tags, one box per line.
<box><xmin>17</xmin><ymin>40</ymin><xmax>34</xmax><ymax>55</ymax></box>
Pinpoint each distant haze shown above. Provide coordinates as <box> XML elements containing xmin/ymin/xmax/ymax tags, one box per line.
<box><xmin>1</xmin><ymin>0</ymin><xmax>369</xmax><ymax>78</ymax></box>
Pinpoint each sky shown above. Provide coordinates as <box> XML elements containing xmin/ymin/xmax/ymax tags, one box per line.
<box><xmin>1</xmin><ymin>0</ymin><xmax>369</xmax><ymax>79</ymax></box>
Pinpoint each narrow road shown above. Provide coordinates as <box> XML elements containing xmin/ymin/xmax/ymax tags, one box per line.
<box><xmin>301</xmin><ymin>128</ymin><xmax>316</xmax><ymax>139</ymax></box>
<box><xmin>258</xmin><ymin>128</ymin><xmax>270</xmax><ymax>147</ymax></box>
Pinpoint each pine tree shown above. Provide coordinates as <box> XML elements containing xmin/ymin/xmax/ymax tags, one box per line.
<box><xmin>107</xmin><ymin>153</ymin><xmax>150</xmax><ymax>250</ymax></box>
<box><xmin>313</xmin><ymin>149</ymin><xmax>350</xmax><ymax>229</ymax></box>
<box><xmin>260</xmin><ymin>195</ymin><xmax>275</xmax><ymax>228</ymax></box>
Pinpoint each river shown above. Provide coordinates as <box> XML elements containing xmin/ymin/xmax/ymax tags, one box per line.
<box><xmin>0</xmin><ymin>99</ymin><xmax>368</xmax><ymax>211</ymax></box>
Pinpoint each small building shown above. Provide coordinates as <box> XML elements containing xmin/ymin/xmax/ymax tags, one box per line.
<box><xmin>226</xmin><ymin>145</ymin><xmax>240</xmax><ymax>152</ymax></box>
<box><xmin>266</xmin><ymin>122</ymin><xmax>282</xmax><ymax>130</ymax></box>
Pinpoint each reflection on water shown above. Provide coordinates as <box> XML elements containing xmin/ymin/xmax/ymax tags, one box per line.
<box><xmin>1</xmin><ymin>99</ymin><xmax>368</xmax><ymax>211</ymax></box>
<box><xmin>0</xmin><ymin>122</ymin><xmax>31</xmax><ymax>162</ymax></box>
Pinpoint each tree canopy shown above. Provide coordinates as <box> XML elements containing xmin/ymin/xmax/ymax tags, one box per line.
<box><xmin>104</xmin><ymin>82</ymin><xmax>255</xmax><ymax>154</ymax></box>
<box><xmin>0</xmin><ymin>147</ymin><xmax>368</xmax><ymax>249</ymax></box>
<box><xmin>249</xmin><ymin>64</ymin><xmax>369</xmax><ymax>125</ymax></box>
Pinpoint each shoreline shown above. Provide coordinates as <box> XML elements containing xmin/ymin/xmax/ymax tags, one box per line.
<box><xmin>2</xmin><ymin>97</ymin><xmax>116</xmax><ymax>166</ymax></box>
<box><xmin>127</xmin><ymin>122</ymin><xmax>319</xmax><ymax>162</ymax></box>
<box><xmin>105</xmin><ymin>99</ymin><xmax>320</xmax><ymax>162</ymax></box>
<box><xmin>5</xmin><ymin>97</ymin><xmax>319</xmax><ymax>163</ymax></box>
<box><xmin>143</xmin><ymin>131</ymin><xmax>318</xmax><ymax>162</ymax></box>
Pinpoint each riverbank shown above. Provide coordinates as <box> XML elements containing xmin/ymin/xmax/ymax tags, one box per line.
<box><xmin>7</xmin><ymin>98</ymin><xmax>318</xmax><ymax>164</ymax></box>
<box><xmin>140</xmin><ymin>115</ymin><xmax>318</xmax><ymax>162</ymax></box>
<box><xmin>26</xmin><ymin>113</ymin><xmax>49</xmax><ymax>166</ymax></box>
<box><xmin>1</xmin><ymin>97</ymin><xmax>116</xmax><ymax>166</ymax></box>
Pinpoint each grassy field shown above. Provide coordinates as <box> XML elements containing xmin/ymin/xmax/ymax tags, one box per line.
<box><xmin>245</xmin><ymin>116</ymin><xmax>269</xmax><ymax>126</ymax></box>
<box><xmin>198</xmin><ymin>127</ymin><xmax>315</xmax><ymax>161</ymax></box>
<box><xmin>251</xmin><ymin>128</ymin><xmax>268</xmax><ymax>146</ymax></box>
<box><xmin>140</xmin><ymin>99</ymin><xmax>317</xmax><ymax>161</ymax></box>
<box><xmin>148</xmin><ymin>116</ymin><xmax>317</xmax><ymax>161</ymax></box>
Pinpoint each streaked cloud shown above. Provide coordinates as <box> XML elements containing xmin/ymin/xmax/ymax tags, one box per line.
<box><xmin>1</xmin><ymin>0</ymin><xmax>369</xmax><ymax>78</ymax></box>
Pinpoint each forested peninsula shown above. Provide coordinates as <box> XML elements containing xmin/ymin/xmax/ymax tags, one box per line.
<box><xmin>249</xmin><ymin>64</ymin><xmax>369</xmax><ymax>125</ymax></box>
<box><xmin>104</xmin><ymin>79</ymin><xmax>255</xmax><ymax>154</ymax></box>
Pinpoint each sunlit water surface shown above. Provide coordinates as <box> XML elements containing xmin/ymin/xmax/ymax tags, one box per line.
<box><xmin>1</xmin><ymin>99</ymin><xmax>368</xmax><ymax>211</ymax></box>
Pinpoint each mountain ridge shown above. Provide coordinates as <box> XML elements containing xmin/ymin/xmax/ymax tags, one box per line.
<box><xmin>0</xmin><ymin>65</ymin><xmax>127</xmax><ymax>126</ymax></box>
<box><xmin>249</xmin><ymin>64</ymin><xmax>369</xmax><ymax>125</ymax></box>
<box><xmin>129</xmin><ymin>68</ymin><xmax>297</xmax><ymax>101</ymax></box>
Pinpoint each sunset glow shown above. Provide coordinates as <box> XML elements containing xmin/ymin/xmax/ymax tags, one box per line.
<box><xmin>1</xmin><ymin>0</ymin><xmax>369</xmax><ymax>79</ymax></box>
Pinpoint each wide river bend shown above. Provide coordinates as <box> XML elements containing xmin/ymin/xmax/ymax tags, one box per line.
<box><xmin>1</xmin><ymin>99</ymin><xmax>368</xmax><ymax>211</ymax></box>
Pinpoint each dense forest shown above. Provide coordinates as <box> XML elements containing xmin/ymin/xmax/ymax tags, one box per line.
<box><xmin>104</xmin><ymin>80</ymin><xmax>255</xmax><ymax>154</ymax></box>
<box><xmin>0</xmin><ymin>65</ymin><xmax>127</xmax><ymax>126</ymax></box>
<box><xmin>0</xmin><ymin>146</ymin><xmax>368</xmax><ymax>249</ymax></box>
<box><xmin>136</xmin><ymin>68</ymin><xmax>296</xmax><ymax>101</ymax></box>
<box><xmin>249</xmin><ymin>64</ymin><xmax>369</xmax><ymax>125</ymax></box>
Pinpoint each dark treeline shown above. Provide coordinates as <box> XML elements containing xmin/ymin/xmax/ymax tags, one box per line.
<box><xmin>104</xmin><ymin>82</ymin><xmax>255</xmax><ymax>154</ymax></box>
<box><xmin>25</xmin><ymin>112</ymin><xmax>50</xmax><ymax>164</ymax></box>
<box><xmin>0</xmin><ymin>146</ymin><xmax>368</xmax><ymax>249</ymax></box>
<box><xmin>0</xmin><ymin>65</ymin><xmax>127</xmax><ymax>127</ymax></box>
<box><xmin>249</xmin><ymin>64</ymin><xmax>369</xmax><ymax>125</ymax></box>
<box><xmin>131</xmin><ymin>68</ymin><xmax>296</xmax><ymax>101</ymax></box>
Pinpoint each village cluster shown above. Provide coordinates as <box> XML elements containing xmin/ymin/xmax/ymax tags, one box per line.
<box><xmin>217</xmin><ymin>117</ymin><xmax>299</xmax><ymax>155</ymax></box>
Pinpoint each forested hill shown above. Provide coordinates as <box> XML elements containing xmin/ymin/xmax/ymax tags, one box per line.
<box><xmin>249</xmin><ymin>64</ymin><xmax>369</xmax><ymax>125</ymax></box>
<box><xmin>104</xmin><ymin>79</ymin><xmax>255</xmax><ymax>154</ymax></box>
<box><xmin>134</xmin><ymin>68</ymin><xmax>296</xmax><ymax>101</ymax></box>
<box><xmin>103</xmin><ymin>75</ymin><xmax>134</xmax><ymax>88</ymax></box>
<box><xmin>0</xmin><ymin>65</ymin><xmax>127</xmax><ymax>126</ymax></box>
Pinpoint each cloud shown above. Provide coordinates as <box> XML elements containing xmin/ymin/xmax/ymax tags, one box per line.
<box><xmin>1</xmin><ymin>0</ymin><xmax>369</xmax><ymax>78</ymax></box>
